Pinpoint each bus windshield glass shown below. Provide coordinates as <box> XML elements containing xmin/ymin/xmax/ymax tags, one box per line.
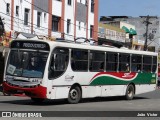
<box><xmin>6</xmin><ymin>50</ymin><xmax>49</xmax><ymax>78</ymax></box>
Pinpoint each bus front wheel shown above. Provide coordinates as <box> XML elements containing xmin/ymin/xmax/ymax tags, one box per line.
<box><xmin>68</xmin><ymin>86</ymin><xmax>81</xmax><ymax>104</ymax></box>
<box><xmin>125</xmin><ymin>84</ymin><xmax>135</xmax><ymax>100</ymax></box>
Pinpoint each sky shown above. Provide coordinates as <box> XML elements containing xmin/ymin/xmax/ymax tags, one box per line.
<box><xmin>99</xmin><ymin>0</ymin><xmax>160</xmax><ymax>18</ymax></box>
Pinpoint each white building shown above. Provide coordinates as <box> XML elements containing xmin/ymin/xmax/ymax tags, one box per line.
<box><xmin>0</xmin><ymin>0</ymin><xmax>98</xmax><ymax>42</ymax></box>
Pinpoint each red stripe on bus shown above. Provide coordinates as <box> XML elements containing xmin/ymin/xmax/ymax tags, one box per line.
<box><xmin>91</xmin><ymin>72</ymin><xmax>137</xmax><ymax>81</ymax></box>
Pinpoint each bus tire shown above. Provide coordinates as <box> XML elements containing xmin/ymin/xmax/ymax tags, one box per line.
<box><xmin>68</xmin><ymin>86</ymin><xmax>81</xmax><ymax>104</ymax></box>
<box><xmin>3</xmin><ymin>92</ymin><xmax>10</xmax><ymax>96</ymax></box>
<box><xmin>31</xmin><ymin>98</ymin><xmax>45</xmax><ymax>103</ymax></box>
<box><xmin>125</xmin><ymin>84</ymin><xmax>134</xmax><ymax>100</ymax></box>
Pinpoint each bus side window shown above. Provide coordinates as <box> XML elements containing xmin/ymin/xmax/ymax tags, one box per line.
<box><xmin>49</xmin><ymin>48</ymin><xmax>69</xmax><ymax>79</ymax></box>
<box><xmin>106</xmin><ymin>52</ymin><xmax>118</xmax><ymax>72</ymax></box>
<box><xmin>71</xmin><ymin>49</ymin><xmax>88</xmax><ymax>71</ymax></box>
<box><xmin>50</xmin><ymin>55</ymin><xmax>54</xmax><ymax>70</ymax></box>
<box><xmin>119</xmin><ymin>53</ymin><xmax>130</xmax><ymax>72</ymax></box>
<box><xmin>152</xmin><ymin>56</ymin><xmax>157</xmax><ymax>73</ymax></box>
<box><xmin>48</xmin><ymin>55</ymin><xmax>55</xmax><ymax>78</ymax></box>
<box><xmin>131</xmin><ymin>55</ymin><xmax>142</xmax><ymax>72</ymax></box>
<box><xmin>89</xmin><ymin>51</ymin><xmax>105</xmax><ymax>72</ymax></box>
<box><xmin>143</xmin><ymin>56</ymin><xmax>152</xmax><ymax>72</ymax></box>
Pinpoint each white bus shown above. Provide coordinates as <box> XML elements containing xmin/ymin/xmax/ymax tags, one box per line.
<box><xmin>3</xmin><ymin>38</ymin><xmax>158</xmax><ymax>103</ymax></box>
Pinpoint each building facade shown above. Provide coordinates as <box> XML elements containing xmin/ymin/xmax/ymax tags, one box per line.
<box><xmin>122</xmin><ymin>17</ymin><xmax>160</xmax><ymax>52</ymax></box>
<box><xmin>98</xmin><ymin>23</ymin><xmax>126</xmax><ymax>48</ymax></box>
<box><xmin>0</xmin><ymin>0</ymin><xmax>99</xmax><ymax>46</ymax></box>
<box><xmin>100</xmin><ymin>16</ymin><xmax>160</xmax><ymax>52</ymax></box>
<box><xmin>100</xmin><ymin>16</ymin><xmax>141</xmax><ymax>50</ymax></box>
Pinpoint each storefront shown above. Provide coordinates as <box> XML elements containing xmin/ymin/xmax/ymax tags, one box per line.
<box><xmin>98</xmin><ymin>23</ymin><xmax>126</xmax><ymax>48</ymax></box>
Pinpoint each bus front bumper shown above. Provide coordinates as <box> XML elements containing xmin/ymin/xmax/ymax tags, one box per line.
<box><xmin>3</xmin><ymin>82</ymin><xmax>47</xmax><ymax>98</ymax></box>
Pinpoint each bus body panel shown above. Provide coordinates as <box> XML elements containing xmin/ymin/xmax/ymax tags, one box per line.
<box><xmin>135</xmin><ymin>84</ymin><xmax>156</xmax><ymax>95</ymax></box>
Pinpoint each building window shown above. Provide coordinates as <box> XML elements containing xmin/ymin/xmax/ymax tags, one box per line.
<box><xmin>84</xmin><ymin>23</ymin><xmax>86</xmax><ymax>31</ymax></box>
<box><xmin>91</xmin><ymin>0</ymin><xmax>94</xmax><ymax>13</ymax></box>
<box><xmin>68</xmin><ymin>0</ymin><xmax>72</xmax><ymax>5</ymax></box>
<box><xmin>6</xmin><ymin>3</ymin><xmax>10</xmax><ymax>14</ymax></box>
<box><xmin>85</xmin><ymin>0</ymin><xmax>88</xmax><ymax>6</ymax></box>
<box><xmin>24</xmin><ymin>8</ymin><xmax>30</xmax><ymax>25</ymax></box>
<box><xmin>90</xmin><ymin>25</ymin><xmax>93</xmax><ymax>38</ymax></box>
<box><xmin>16</xmin><ymin>6</ymin><xmax>19</xmax><ymax>16</ymax></box>
<box><xmin>37</xmin><ymin>12</ymin><xmax>42</xmax><ymax>28</ymax></box>
<box><xmin>52</xmin><ymin>15</ymin><xmax>60</xmax><ymax>32</ymax></box>
<box><xmin>79</xmin><ymin>22</ymin><xmax>81</xmax><ymax>30</ymax></box>
<box><xmin>67</xmin><ymin>19</ymin><xmax>71</xmax><ymax>33</ymax></box>
<box><xmin>44</xmin><ymin>13</ymin><xmax>47</xmax><ymax>23</ymax></box>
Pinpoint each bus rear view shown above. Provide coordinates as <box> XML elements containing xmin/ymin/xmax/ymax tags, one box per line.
<box><xmin>3</xmin><ymin>40</ymin><xmax>50</xmax><ymax>102</ymax></box>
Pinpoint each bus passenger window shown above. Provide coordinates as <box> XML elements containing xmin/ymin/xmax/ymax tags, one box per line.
<box><xmin>106</xmin><ymin>52</ymin><xmax>118</xmax><ymax>72</ymax></box>
<box><xmin>152</xmin><ymin>56</ymin><xmax>157</xmax><ymax>73</ymax></box>
<box><xmin>119</xmin><ymin>53</ymin><xmax>130</xmax><ymax>72</ymax></box>
<box><xmin>71</xmin><ymin>49</ymin><xmax>88</xmax><ymax>71</ymax></box>
<box><xmin>89</xmin><ymin>51</ymin><xmax>105</xmax><ymax>72</ymax></box>
<box><xmin>143</xmin><ymin>56</ymin><xmax>152</xmax><ymax>72</ymax></box>
<box><xmin>125</xmin><ymin>63</ymin><xmax>130</xmax><ymax>72</ymax></box>
<box><xmin>131</xmin><ymin>55</ymin><xmax>142</xmax><ymax>72</ymax></box>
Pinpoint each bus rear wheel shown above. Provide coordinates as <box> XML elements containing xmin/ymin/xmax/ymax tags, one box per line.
<box><xmin>31</xmin><ymin>98</ymin><xmax>45</xmax><ymax>103</ymax></box>
<box><xmin>68</xmin><ymin>86</ymin><xmax>81</xmax><ymax>104</ymax></box>
<box><xmin>125</xmin><ymin>84</ymin><xmax>135</xmax><ymax>100</ymax></box>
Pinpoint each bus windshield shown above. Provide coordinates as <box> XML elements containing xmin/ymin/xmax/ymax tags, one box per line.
<box><xmin>6</xmin><ymin>50</ymin><xmax>49</xmax><ymax>78</ymax></box>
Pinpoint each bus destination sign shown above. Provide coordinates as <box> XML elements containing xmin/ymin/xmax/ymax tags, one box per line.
<box><xmin>10</xmin><ymin>41</ymin><xmax>50</xmax><ymax>51</ymax></box>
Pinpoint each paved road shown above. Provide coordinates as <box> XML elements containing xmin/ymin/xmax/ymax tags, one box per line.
<box><xmin>0</xmin><ymin>89</ymin><xmax>160</xmax><ymax>120</ymax></box>
<box><xmin>0</xmin><ymin>89</ymin><xmax>160</xmax><ymax>111</ymax></box>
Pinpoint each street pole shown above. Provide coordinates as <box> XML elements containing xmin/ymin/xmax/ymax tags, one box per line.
<box><xmin>143</xmin><ymin>15</ymin><xmax>152</xmax><ymax>51</ymax></box>
<box><xmin>141</xmin><ymin>15</ymin><xmax>158</xmax><ymax>51</ymax></box>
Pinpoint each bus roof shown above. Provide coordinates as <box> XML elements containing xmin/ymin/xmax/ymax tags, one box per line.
<box><xmin>12</xmin><ymin>39</ymin><xmax>158</xmax><ymax>56</ymax></box>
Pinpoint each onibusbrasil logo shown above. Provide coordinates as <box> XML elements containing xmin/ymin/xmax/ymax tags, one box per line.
<box><xmin>1</xmin><ymin>112</ymin><xmax>42</xmax><ymax>118</ymax></box>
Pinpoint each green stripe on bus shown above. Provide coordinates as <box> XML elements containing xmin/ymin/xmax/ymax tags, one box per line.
<box><xmin>90</xmin><ymin>73</ymin><xmax>156</xmax><ymax>85</ymax></box>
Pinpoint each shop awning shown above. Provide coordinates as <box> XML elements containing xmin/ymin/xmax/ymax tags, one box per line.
<box><xmin>130</xmin><ymin>28</ymin><xmax>137</xmax><ymax>35</ymax></box>
<box><xmin>122</xmin><ymin>26</ymin><xmax>130</xmax><ymax>33</ymax></box>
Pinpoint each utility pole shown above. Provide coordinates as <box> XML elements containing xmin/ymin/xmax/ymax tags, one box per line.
<box><xmin>141</xmin><ymin>15</ymin><xmax>157</xmax><ymax>51</ymax></box>
<box><xmin>143</xmin><ymin>15</ymin><xmax>152</xmax><ymax>51</ymax></box>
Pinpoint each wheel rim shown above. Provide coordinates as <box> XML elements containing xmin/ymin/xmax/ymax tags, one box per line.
<box><xmin>128</xmin><ymin>87</ymin><xmax>133</xmax><ymax>97</ymax></box>
<box><xmin>70</xmin><ymin>89</ymin><xmax>78</xmax><ymax>100</ymax></box>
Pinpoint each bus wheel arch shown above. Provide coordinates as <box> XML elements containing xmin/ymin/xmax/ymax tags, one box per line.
<box><xmin>125</xmin><ymin>83</ymin><xmax>135</xmax><ymax>100</ymax></box>
<box><xmin>67</xmin><ymin>83</ymin><xmax>82</xmax><ymax>104</ymax></box>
